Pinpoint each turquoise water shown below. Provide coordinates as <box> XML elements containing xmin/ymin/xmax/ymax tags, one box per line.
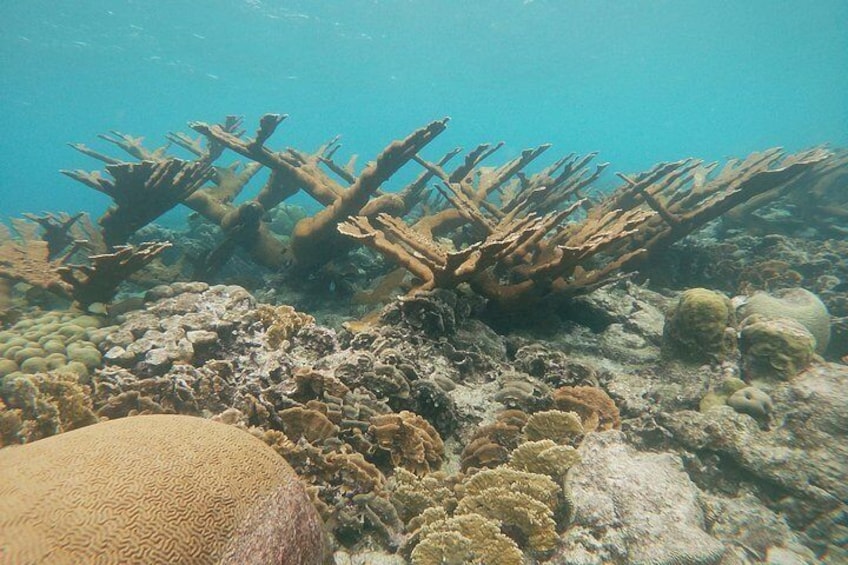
<box><xmin>1</xmin><ymin>0</ymin><xmax>846</xmax><ymax>218</ymax></box>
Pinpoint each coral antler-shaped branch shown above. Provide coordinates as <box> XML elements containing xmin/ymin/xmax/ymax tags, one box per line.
<box><xmin>341</xmin><ymin>145</ymin><xmax>831</xmax><ymax>311</ymax></box>
<box><xmin>598</xmin><ymin>147</ymin><xmax>831</xmax><ymax>258</ymax></box>
<box><xmin>192</xmin><ymin>114</ymin><xmax>450</xmax><ymax>267</ymax></box>
<box><xmin>62</xmin><ymin>159</ymin><xmax>214</xmax><ymax>246</ymax></box>
<box><xmin>21</xmin><ymin>212</ymin><xmax>84</xmax><ymax>259</ymax></box>
<box><xmin>289</xmin><ymin>119</ymin><xmax>449</xmax><ymax>266</ymax></box>
<box><xmin>56</xmin><ymin>241</ymin><xmax>172</xmax><ymax>306</ymax></box>
<box><xmin>0</xmin><ymin>239</ymin><xmax>69</xmax><ymax>294</ymax></box>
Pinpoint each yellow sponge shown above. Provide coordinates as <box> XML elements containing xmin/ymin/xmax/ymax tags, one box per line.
<box><xmin>0</xmin><ymin>414</ymin><xmax>327</xmax><ymax>564</ymax></box>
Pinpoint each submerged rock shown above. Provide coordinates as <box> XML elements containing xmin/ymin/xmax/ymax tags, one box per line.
<box><xmin>557</xmin><ymin>430</ymin><xmax>726</xmax><ymax>564</ymax></box>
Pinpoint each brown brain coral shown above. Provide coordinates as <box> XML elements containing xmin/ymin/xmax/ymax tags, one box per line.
<box><xmin>0</xmin><ymin>414</ymin><xmax>327</xmax><ymax>564</ymax></box>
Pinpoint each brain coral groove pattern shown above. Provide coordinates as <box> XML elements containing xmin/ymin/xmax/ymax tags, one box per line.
<box><xmin>0</xmin><ymin>414</ymin><xmax>327</xmax><ymax>564</ymax></box>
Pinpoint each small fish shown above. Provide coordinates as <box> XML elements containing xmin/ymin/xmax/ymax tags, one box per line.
<box><xmin>205</xmin><ymin>73</ymin><xmax>219</xmax><ymax>80</ymax></box>
<box><xmin>129</xmin><ymin>24</ymin><xmax>144</xmax><ymax>30</ymax></box>
<box><xmin>72</xmin><ymin>41</ymin><xmax>89</xmax><ymax>47</ymax></box>
<box><xmin>192</xmin><ymin>33</ymin><xmax>206</xmax><ymax>40</ymax></box>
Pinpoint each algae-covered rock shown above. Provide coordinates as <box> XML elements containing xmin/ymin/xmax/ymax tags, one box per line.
<box><xmin>0</xmin><ymin>414</ymin><xmax>327</xmax><ymax>565</ymax></box>
<box><xmin>739</xmin><ymin>287</ymin><xmax>830</xmax><ymax>353</ymax></box>
<box><xmin>661</xmin><ymin>362</ymin><xmax>848</xmax><ymax>561</ymax></box>
<box><xmin>739</xmin><ymin>316</ymin><xmax>815</xmax><ymax>381</ymax></box>
<box><xmin>664</xmin><ymin>288</ymin><xmax>737</xmax><ymax>362</ymax></box>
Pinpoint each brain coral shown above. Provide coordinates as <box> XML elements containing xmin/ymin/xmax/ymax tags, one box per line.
<box><xmin>0</xmin><ymin>414</ymin><xmax>327</xmax><ymax>565</ymax></box>
<box><xmin>739</xmin><ymin>288</ymin><xmax>830</xmax><ymax>353</ymax></box>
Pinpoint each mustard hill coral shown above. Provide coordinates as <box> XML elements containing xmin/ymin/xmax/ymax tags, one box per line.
<box><xmin>726</xmin><ymin>386</ymin><xmax>773</xmax><ymax>421</ymax></box>
<box><xmin>0</xmin><ymin>414</ymin><xmax>327</xmax><ymax>564</ymax></box>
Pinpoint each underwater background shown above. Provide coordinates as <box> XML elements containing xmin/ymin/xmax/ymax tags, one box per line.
<box><xmin>1</xmin><ymin>0</ymin><xmax>847</xmax><ymax>218</ymax></box>
<box><xmin>2</xmin><ymin>2</ymin><xmax>848</xmax><ymax>564</ymax></box>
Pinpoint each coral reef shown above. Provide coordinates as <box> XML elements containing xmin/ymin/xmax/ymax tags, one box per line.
<box><xmin>0</xmin><ymin>273</ymin><xmax>844</xmax><ymax>562</ymax></box>
<box><xmin>0</xmin><ymin>370</ymin><xmax>98</xmax><ymax>446</ymax></box>
<box><xmin>0</xmin><ymin>414</ymin><xmax>327</xmax><ymax>564</ymax></box>
<box><xmin>5</xmin><ymin>120</ymin><xmax>848</xmax><ymax>563</ymax></box>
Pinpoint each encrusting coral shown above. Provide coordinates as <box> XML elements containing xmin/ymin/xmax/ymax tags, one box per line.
<box><xmin>0</xmin><ymin>414</ymin><xmax>327</xmax><ymax>564</ymax></box>
<box><xmin>522</xmin><ymin>409</ymin><xmax>585</xmax><ymax>444</ymax></box>
<box><xmin>508</xmin><ymin>438</ymin><xmax>581</xmax><ymax>480</ymax></box>
<box><xmin>256</xmin><ymin>303</ymin><xmax>316</xmax><ymax>348</ymax></box>
<box><xmin>0</xmin><ymin>369</ymin><xmax>98</xmax><ymax>446</ymax></box>
<box><xmin>409</xmin><ymin>513</ymin><xmax>525</xmax><ymax>565</ymax></box>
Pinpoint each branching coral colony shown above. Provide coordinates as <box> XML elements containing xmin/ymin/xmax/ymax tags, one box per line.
<box><xmin>47</xmin><ymin>114</ymin><xmax>839</xmax><ymax>314</ymax></box>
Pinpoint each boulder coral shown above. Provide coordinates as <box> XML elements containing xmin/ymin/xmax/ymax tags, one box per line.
<box><xmin>0</xmin><ymin>414</ymin><xmax>327</xmax><ymax>565</ymax></box>
<box><xmin>663</xmin><ymin>288</ymin><xmax>737</xmax><ymax>362</ymax></box>
<box><xmin>739</xmin><ymin>316</ymin><xmax>816</xmax><ymax>381</ymax></box>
